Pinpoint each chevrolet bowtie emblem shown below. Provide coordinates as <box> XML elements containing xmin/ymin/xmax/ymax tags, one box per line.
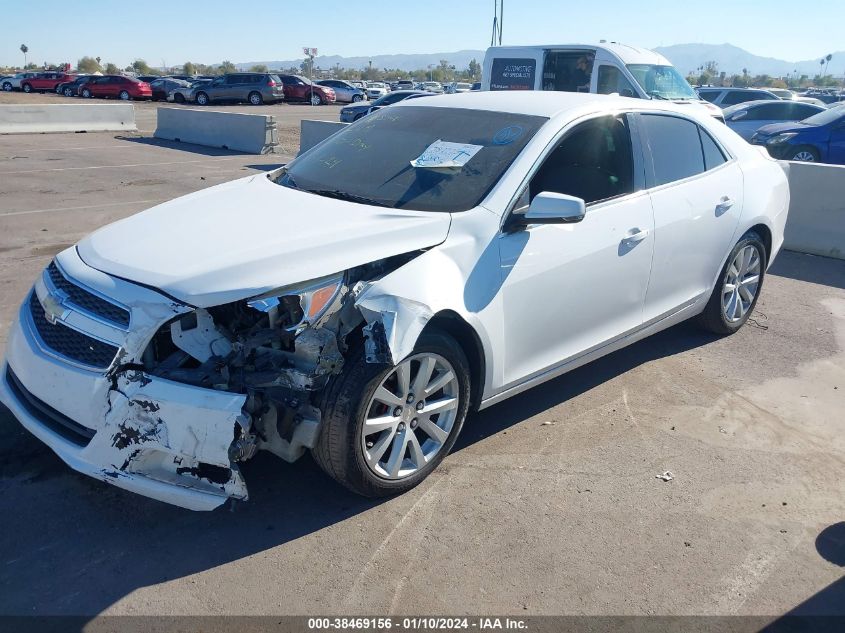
<box><xmin>41</xmin><ymin>292</ymin><xmax>68</xmax><ymax>325</ymax></box>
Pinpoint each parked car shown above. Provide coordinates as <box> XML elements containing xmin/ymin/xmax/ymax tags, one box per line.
<box><xmin>1</xmin><ymin>71</ymin><xmax>41</xmax><ymax>92</ymax></box>
<box><xmin>696</xmin><ymin>87</ymin><xmax>779</xmax><ymax>108</ymax></box>
<box><xmin>767</xmin><ymin>88</ymin><xmax>796</xmax><ymax>100</ymax></box>
<box><xmin>366</xmin><ymin>82</ymin><xmax>389</xmax><ymax>99</ymax></box>
<box><xmin>168</xmin><ymin>79</ymin><xmax>211</xmax><ymax>103</ymax></box>
<box><xmin>751</xmin><ymin>106</ymin><xmax>845</xmax><ymax>163</ymax></box>
<box><xmin>339</xmin><ymin>89</ymin><xmax>432</xmax><ymax>122</ymax></box>
<box><xmin>421</xmin><ymin>81</ymin><xmax>444</xmax><ymax>93</ymax></box>
<box><xmin>21</xmin><ymin>72</ymin><xmax>77</xmax><ymax>93</ymax></box>
<box><xmin>396</xmin><ymin>80</ymin><xmax>415</xmax><ymax>90</ymax></box>
<box><xmin>79</xmin><ymin>75</ymin><xmax>152</xmax><ymax>100</ymax></box>
<box><xmin>445</xmin><ymin>82</ymin><xmax>473</xmax><ymax>94</ymax></box>
<box><xmin>277</xmin><ymin>74</ymin><xmax>335</xmax><ymax>105</ymax></box>
<box><xmin>136</xmin><ymin>75</ymin><xmax>161</xmax><ymax>84</ymax></box>
<box><xmin>794</xmin><ymin>96</ymin><xmax>828</xmax><ymax>108</ymax></box>
<box><xmin>349</xmin><ymin>80</ymin><xmax>366</xmax><ymax>92</ymax></box>
<box><xmin>471</xmin><ymin>82</ymin><xmax>481</xmax><ymax>91</ymax></box>
<box><xmin>56</xmin><ymin>75</ymin><xmax>95</xmax><ymax>96</ymax></box>
<box><xmin>723</xmin><ymin>100</ymin><xmax>825</xmax><ymax>141</ymax></box>
<box><xmin>316</xmin><ymin>79</ymin><xmax>364</xmax><ymax>103</ymax></box>
<box><xmin>190</xmin><ymin>73</ymin><xmax>285</xmax><ymax>105</ymax></box>
<box><xmin>149</xmin><ymin>77</ymin><xmax>191</xmax><ymax>101</ymax></box>
<box><xmin>0</xmin><ymin>92</ymin><xmax>788</xmax><ymax>510</ymax></box>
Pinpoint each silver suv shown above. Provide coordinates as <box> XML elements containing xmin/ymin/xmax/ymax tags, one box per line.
<box><xmin>190</xmin><ymin>72</ymin><xmax>285</xmax><ymax>106</ymax></box>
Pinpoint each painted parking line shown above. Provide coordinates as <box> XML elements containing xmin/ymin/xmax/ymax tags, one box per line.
<box><xmin>1</xmin><ymin>156</ymin><xmax>249</xmax><ymax>175</ymax></box>
<box><xmin>1</xmin><ymin>198</ymin><xmax>167</xmax><ymax>217</ymax></box>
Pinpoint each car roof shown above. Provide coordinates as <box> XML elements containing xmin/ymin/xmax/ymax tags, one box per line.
<box><xmin>488</xmin><ymin>42</ymin><xmax>670</xmax><ymax>65</ymax></box>
<box><xmin>397</xmin><ymin>90</ymin><xmax>708</xmax><ymax>120</ymax></box>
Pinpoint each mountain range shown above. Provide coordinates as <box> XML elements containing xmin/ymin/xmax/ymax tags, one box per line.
<box><xmin>238</xmin><ymin>43</ymin><xmax>841</xmax><ymax>78</ymax></box>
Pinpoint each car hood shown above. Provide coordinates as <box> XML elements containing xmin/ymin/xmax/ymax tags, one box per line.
<box><xmin>754</xmin><ymin>121</ymin><xmax>810</xmax><ymax>137</ymax></box>
<box><xmin>77</xmin><ymin>174</ymin><xmax>452</xmax><ymax>307</ymax></box>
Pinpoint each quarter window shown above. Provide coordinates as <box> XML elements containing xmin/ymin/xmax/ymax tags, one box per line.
<box><xmin>699</xmin><ymin>129</ymin><xmax>727</xmax><ymax>171</ymax></box>
<box><xmin>596</xmin><ymin>65</ymin><xmax>637</xmax><ymax>97</ymax></box>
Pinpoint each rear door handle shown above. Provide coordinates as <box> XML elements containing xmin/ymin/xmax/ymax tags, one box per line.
<box><xmin>715</xmin><ymin>196</ymin><xmax>734</xmax><ymax>215</ymax></box>
<box><xmin>623</xmin><ymin>228</ymin><xmax>649</xmax><ymax>243</ymax></box>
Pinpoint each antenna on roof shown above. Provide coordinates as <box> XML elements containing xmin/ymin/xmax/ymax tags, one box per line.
<box><xmin>490</xmin><ymin>0</ymin><xmax>503</xmax><ymax>46</ymax></box>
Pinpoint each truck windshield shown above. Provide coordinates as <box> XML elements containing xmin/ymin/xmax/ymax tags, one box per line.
<box><xmin>273</xmin><ymin>106</ymin><xmax>547</xmax><ymax>213</ymax></box>
<box><xmin>627</xmin><ymin>64</ymin><xmax>698</xmax><ymax>100</ymax></box>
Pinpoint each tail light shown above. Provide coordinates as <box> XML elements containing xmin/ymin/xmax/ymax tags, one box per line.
<box><xmin>267</xmin><ymin>79</ymin><xmax>277</xmax><ymax>87</ymax></box>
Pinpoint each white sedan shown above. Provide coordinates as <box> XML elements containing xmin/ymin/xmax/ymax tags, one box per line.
<box><xmin>0</xmin><ymin>92</ymin><xmax>788</xmax><ymax>510</ymax></box>
<box><xmin>366</xmin><ymin>82</ymin><xmax>389</xmax><ymax>99</ymax></box>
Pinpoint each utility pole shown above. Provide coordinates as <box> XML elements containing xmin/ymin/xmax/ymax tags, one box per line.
<box><xmin>304</xmin><ymin>47</ymin><xmax>317</xmax><ymax>105</ymax></box>
<box><xmin>490</xmin><ymin>0</ymin><xmax>503</xmax><ymax>46</ymax></box>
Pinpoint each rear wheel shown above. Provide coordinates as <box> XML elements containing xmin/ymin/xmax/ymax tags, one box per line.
<box><xmin>119</xmin><ymin>90</ymin><xmax>130</xmax><ymax>101</ymax></box>
<box><xmin>81</xmin><ymin>88</ymin><xmax>92</xmax><ymax>98</ymax></box>
<box><xmin>63</xmin><ymin>87</ymin><xmax>73</xmax><ymax>97</ymax></box>
<box><xmin>788</xmin><ymin>146</ymin><xmax>819</xmax><ymax>162</ymax></box>
<box><xmin>248</xmin><ymin>91</ymin><xmax>263</xmax><ymax>105</ymax></box>
<box><xmin>312</xmin><ymin>330</ymin><xmax>471</xmax><ymax>497</ymax></box>
<box><xmin>195</xmin><ymin>91</ymin><xmax>209</xmax><ymax>105</ymax></box>
<box><xmin>22</xmin><ymin>83</ymin><xmax>32</xmax><ymax>93</ymax></box>
<box><xmin>352</xmin><ymin>94</ymin><xmax>363</xmax><ymax>102</ymax></box>
<box><xmin>698</xmin><ymin>231</ymin><xmax>767</xmax><ymax>335</ymax></box>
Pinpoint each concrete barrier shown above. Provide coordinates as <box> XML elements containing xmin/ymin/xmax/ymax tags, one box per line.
<box><xmin>299</xmin><ymin>120</ymin><xmax>348</xmax><ymax>154</ymax></box>
<box><xmin>781</xmin><ymin>161</ymin><xmax>845</xmax><ymax>260</ymax></box>
<box><xmin>154</xmin><ymin>108</ymin><xmax>278</xmax><ymax>154</ymax></box>
<box><xmin>0</xmin><ymin>104</ymin><xmax>136</xmax><ymax>134</ymax></box>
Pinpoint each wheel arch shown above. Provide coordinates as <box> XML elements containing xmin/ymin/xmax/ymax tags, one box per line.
<box><xmin>422</xmin><ymin>310</ymin><xmax>486</xmax><ymax>411</ymax></box>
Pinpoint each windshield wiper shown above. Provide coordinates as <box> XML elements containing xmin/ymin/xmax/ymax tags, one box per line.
<box><xmin>648</xmin><ymin>91</ymin><xmax>668</xmax><ymax>100</ymax></box>
<box><xmin>305</xmin><ymin>189</ymin><xmax>390</xmax><ymax>207</ymax></box>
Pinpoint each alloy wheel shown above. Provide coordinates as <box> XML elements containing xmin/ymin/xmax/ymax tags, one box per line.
<box><xmin>792</xmin><ymin>150</ymin><xmax>816</xmax><ymax>162</ymax></box>
<box><xmin>722</xmin><ymin>245</ymin><xmax>761</xmax><ymax>323</ymax></box>
<box><xmin>310</xmin><ymin>93</ymin><xmax>322</xmax><ymax>106</ymax></box>
<box><xmin>360</xmin><ymin>353</ymin><xmax>460</xmax><ymax>480</ymax></box>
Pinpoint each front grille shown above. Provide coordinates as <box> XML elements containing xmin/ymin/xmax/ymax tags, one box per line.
<box><xmin>28</xmin><ymin>292</ymin><xmax>119</xmax><ymax>369</ymax></box>
<box><xmin>46</xmin><ymin>262</ymin><xmax>130</xmax><ymax>328</ymax></box>
<box><xmin>5</xmin><ymin>366</ymin><xmax>95</xmax><ymax>447</ymax></box>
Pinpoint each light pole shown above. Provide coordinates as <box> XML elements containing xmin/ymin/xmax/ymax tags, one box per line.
<box><xmin>303</xmin><ymin>47</ymin><xmax>317</xmax><ymax>105</ymax></box>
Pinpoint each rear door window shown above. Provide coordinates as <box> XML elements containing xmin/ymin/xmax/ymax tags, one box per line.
<box><xmin>542</xmin><ymin>51</ymin><xmax>593</xmax><ymax>92</ymax></box>
<box><xmin>748</xmin><ymin>102</ymin><xmax>792</xmax><ymax>120</ymax></box>
<box><xmin>640</xmin><ymin>114</ymin><xmax>706</xmax><ymax>186</ymax></box>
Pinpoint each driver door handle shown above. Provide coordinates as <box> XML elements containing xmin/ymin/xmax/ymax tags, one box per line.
<box><xmin>623</xmin><ymin>228</ymin><xmax>649</xmax><ymax>243</ymax></box>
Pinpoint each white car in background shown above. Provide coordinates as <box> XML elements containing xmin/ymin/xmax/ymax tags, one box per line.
<box><xmin>445</xmin><ymin>82</ymin><xmax>473</xmax><ymax>94</ymax></box>
<box><xmin>1</xmin><ymin>71</ymin><xmax>41</xmax><ymax>92</ymax></box>
<box><xmin>422</xmin><ymin>81</ymin><xmax>444</xmax><ymax>93</ymax></box>
<box><xmin>366</xmin><ymin>82</ymin><xmax>389</xmax><ymax>99</ymax></box>
<box><xmin>0</xmin><ymin>92</ymin><xmax>788</xmax><ymax>510</ymax></box>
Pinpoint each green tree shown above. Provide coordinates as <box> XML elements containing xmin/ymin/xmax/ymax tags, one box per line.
<box><xmin>219</xmin><ymin>60</ymin><xmax>237</xmax><ymax>74</ymax></box>
<box><xmin>467</xmin><ymin>58</ymin><xmax>481</xmax><ymax>80</ymax></box>
<box><xmin>249</xmin><ymin>64</ymin><xmax>268</xmax><ymax>73</ymax></box>
<box><xmin>104</xmin><ymin>62</ymin><xmax>119</xmax><ymax>74</ymax></box>
<box><xmin>20</xmin><ymin>44</ymin><xmax>28</xmax><ymax>67</ymax></box>
<box><xmin>77</xmin><ymin>56</ymin><xmax>101</xmax><ymax>73</ymax></box>
<box><xmin>183</xmin><ymin>61</ymin><xmax>197</xmax><ymax>76</ymax></box>
<box><xmin>132</xmin><ymin>59</ymin><xmax>153</xmax><ymax>75</ymax></box>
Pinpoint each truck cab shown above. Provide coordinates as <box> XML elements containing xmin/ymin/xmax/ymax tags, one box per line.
<box><xmin>482</xmin><ymin>42</ymin><xmax>723</xmax><ymax>119</ymax></box>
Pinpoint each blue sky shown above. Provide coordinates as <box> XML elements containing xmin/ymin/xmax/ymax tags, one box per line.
<box><xmin>3</xmin><ymin>0</ymin><xmax>843</xmax><ymax>68</ymax></box>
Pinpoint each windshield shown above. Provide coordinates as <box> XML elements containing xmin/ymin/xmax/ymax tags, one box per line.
<box><xmin>801</xmin><ymin>107</ymin><xmax>845</xmax><ymax>126</ymax></box>
<box><xmin>626</xmin><ymin>64</ymin><xmax>697</xmax><ymax>100</ymax></box>
<box><xmin>273</xmin><ymin>106</ymin><xmax>547</xmax><ymax>213</ymax></box>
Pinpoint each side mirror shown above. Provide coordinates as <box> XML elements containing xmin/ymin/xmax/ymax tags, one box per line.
<box><xmin>504</xmin><ymin>192</ymin><xmax>586</xmax><ymax>232</ymax></box>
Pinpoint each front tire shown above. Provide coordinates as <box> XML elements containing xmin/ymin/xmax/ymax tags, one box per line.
<box><xmin>63</xmin><ymin>88</ymin><xmax>73</xmax><ymax>97</ymax></box>
<box><xmin>119</xmin><ymin>90</ymin><xmax>130</xmax><ymax>100</ymax></box>
<box><xmin>788</xmin><ymin>146</ymin><xmax>819</xmax><ymax>162</ymax></box>
<box><xmin>22</xmin><ymin>83</ymin><xmax>32</xmax><ymax>93</ymax></box>
<box><xmin>81</xmin><ymin>88</ymin><xmax>92</xmax><ymax>98</ymax></box>
<box><xmin>1</xmin><ymin>82</ymin><xmax>12</xmax><ymax>92</ymax></box>
<box><xmin>195</xmin><ymin>91</ymin><xmax>209</xmax><ymax>105</ymax></box>
<box><xmin>310</xmin><ymin>92</ymin><xmax>323</xmax><ymax>106</ymax></box>
<box><xmin>698</xmin><ymin>231</ymin><xmax>767</xmax><ymax>335</ymax></box>
<box><xmin>352</xmin><ymin>94</ymin><xmax>363</xmax><ymax>102</ymax></box>
<box><xmin>174</xmin><ymin>93</ymin><xmax>185</xmax><ymax>103</ymax></box>
<box><xmin>312</xmin><ymin>330</ymin><xmax>471</xmax><ymax>497</ymax></box>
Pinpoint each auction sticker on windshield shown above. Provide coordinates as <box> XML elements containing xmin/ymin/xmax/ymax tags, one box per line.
<box><xmin>410</xmin><ymin>140</ymin><xmax>484</xmax><ymax>171</ymax></box>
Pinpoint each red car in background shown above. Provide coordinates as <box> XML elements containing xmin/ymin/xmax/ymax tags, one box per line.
<box><xmin>21</xmin><ymin>72</ymin><xmax>77</xmax><ymax>93</ymax></box>
<box><xmin>79</xmin><ymin>75</ymin><xmax>152</xmax><ymax>100</ymax></box>
<box><xmin>278</xmin><ymin>74</ymin><xmax>336</xmax><ymax>105</ymax></box>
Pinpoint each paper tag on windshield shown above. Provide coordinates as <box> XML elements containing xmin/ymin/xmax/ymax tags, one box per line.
<box><xmin>411</xmin><ymin>140</ymin><xmax>483</xmax><ymax>171</ymax></box>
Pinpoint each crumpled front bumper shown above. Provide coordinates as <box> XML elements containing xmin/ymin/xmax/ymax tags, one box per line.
<box><xmin>0</xmin><ymin>248</ymin><xmax>250</xmax><ymax>511</ymax></box>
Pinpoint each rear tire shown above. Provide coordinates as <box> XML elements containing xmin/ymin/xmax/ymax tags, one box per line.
<box><xmin>22</xmin><ymin>83</ymin><xmax>32</xmax><ymax>93</ymax></box>
<box><xmin>63</xmin><ymin>88</ymin><xmax>73</xmax><ymax>97</ymax></box>
<box><xmin>248</xmin><ymin>91</ymin><xmax>263</xmax><ymax>105</ymax></box>
<box><xmin>119</xmin><ymin>90</ymin><xmax>130</xmax><ymax>101</ymax></box>
<box><xmin>195</xmin><ymin>91</ymin><xmax>209</xmax><ymax>105</ymax></box>
<box><xmin>698</xmin><ymin>231</ymin><xmax>767</xmax><ymax>335</ymax></box>
<box><xmin>81</xmin><ymin>88</ymin><xmax>92</xmax><ymax>98</ymax></box>
<box><xmin>352</xmin><ymin>94</ymin><xmax>363</xmax><ymax>102</ymax></box>
<box><xmin>312</xmin><ymin>330</ymin><xmax>471</xmax><ymax>497</ymax></box>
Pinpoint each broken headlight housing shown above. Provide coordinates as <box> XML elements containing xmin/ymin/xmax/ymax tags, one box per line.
<box><xmin>247</xmin><ymin>272</ymin><xmax>345</xmax><ymax>332</ymax></box>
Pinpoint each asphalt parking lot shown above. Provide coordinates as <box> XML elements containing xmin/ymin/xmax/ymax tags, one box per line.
<box><xmin>0</xmin><ymin>97</ymin><xmax>843</xmax><ymax>621</ymax></box>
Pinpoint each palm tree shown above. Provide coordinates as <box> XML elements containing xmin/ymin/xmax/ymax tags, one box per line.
<box><xmin>824</xmin><ymin>53</ymin><xmax>833</xmax><ymax>77</ymax></box>
<box><xmin>20</xmin><ymin>44</ymin><xmax>28</xmax><ymax>68</ymax></box>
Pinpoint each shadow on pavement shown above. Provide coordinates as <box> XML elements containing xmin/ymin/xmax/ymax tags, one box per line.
<box><xmin>114</xmin><ymin>135</ymin><xmax>253</xmax><ymax>157</ymax></box>
<box><xmin>770</xmin><ymin>250</ymin><xmax>845</xmax><ymax>290</ymax></box>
